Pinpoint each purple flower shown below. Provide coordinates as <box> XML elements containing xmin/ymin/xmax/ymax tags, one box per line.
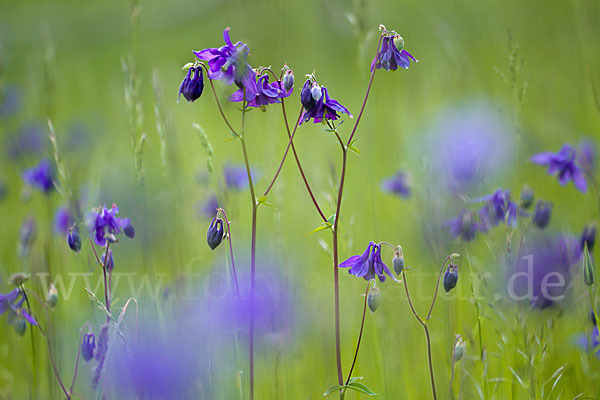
<box><xmin>7</xmin><ymin>122</ymin><xmax>47</xmax><ymax>160</ymax></box>
<box><xmin>299</xmin><ymin>79</ymin><xmax>352</xmax><ymax>124</ymax></box>
<box><xmin>530</xmin><ymin>144</ymin><xmax>587</xmax><ymax>192</ymax></box>
<box><xmin>581</xmin><ymin>223</ymin><xmax>597</xmax><ymax>253</ymax></box>
<box><xmin>177</xmin><ymin>67</ymin><xmax>204</xmax><ymax>103</ymax></box>
<box><xmin>198</xmin><ymin>194</ymin><xmax>219</xmax><ymax>218</ymax></box>
<box><xmin>193</xmin><ymin>27</ymin><xmax>253</xmax><ymax>87</ymax></box>
<box><xmin>381</xmin><ymin>171</ymin><xmax>411</xmax><ymax>197</ymax></box>
<box><xmin>0</xmin><ymin>288</ymin><xmax>21</xmax><ymax>315</ymax></box>
<box><xmin>578</xmin><ymin>139</ymin><xmax>597</xmax><ymax>173</ymax></box>
<box><xmin>22</xmin><ymin>158</ymin><xmax>54</xmax><ymax>193</ymax></box>
<box><xmin>224</xmin><ymin>163</ymin><xmax>253</xmax><ymax>190</ymax></box>
<box><xmin>339</xmin><ymin>242</ymin><xmax>396</xmax><ymax>282</ymax></box>
<box><xmin>371</xmin><ymin>34</ymin><xmax>417</xmax><ymax>72</ymax></box>
<box><xmin>532</xmin><ymin>200</ymin><xmax>552</xmax><ymax>229</ymax></box>
<box><xmin>475</xmin><ymin>189</ymin><xmax>519</xmax><ymax>228</ymax></box>
<box><xmin>0</xmin><ymin>288</ymin><xmax>37</xmax><ymax>326</ymax></box>
<box><xmin>229</xmin><ymin>72</ymin><xmax>291</xmax><ymax>107</ymax></box>
<box><xmin>82</xmin><ymin>332</ymin><xmax>96</xmax><ymax>362</ymax></box>
<box><xmin>54</xmin><ymin>206</ymin><xmax>73</xmax><ymax>235</ymax></box>
<box><xmin>87</xmin><ymin>204</ymin><xmax>134</xmax><ymax>246</ymax></box>
<box><xmin>576</xmin><ymin>325</ymin><xmax>600</xmax><ymax>357</ymax></box>
<box><xmin>446</xmin><ymin>209</ymin><xmax>477</xmax><ymax>241</ymax></box>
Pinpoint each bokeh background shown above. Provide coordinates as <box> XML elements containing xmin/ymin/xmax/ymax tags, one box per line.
<box><xmin>1</xmin><ymin>0</ymin><xmax>600</xmax><ymax>398</ymax></box>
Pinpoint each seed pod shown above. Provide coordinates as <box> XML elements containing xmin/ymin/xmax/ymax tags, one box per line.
<box><xmin>443</xmin><ymin>264</ymin><xmax>459</xmax><ymax>293</ymax></box>
<box><xmin>67</xmin><ymin>227</ymin><xmax>82</xmax><ymax>253</ymax></box>
<box><xmin>46</xmin><ymin>283</ymin><xmax>58</xmax><ymax>308</ymax></box>
<box><xmin>207</xmin><ymin>217</ymin><xmax>225</xmax><ymax>250</ymax></box>
<box><xmin>10</xmin><ymin>273</ymin><xmax>29</xmax><ymax>286</ymax></box>
<box><xmin>367</xmin><ymin>286</ymin><xmax>381</xmax><ymax>314</ymax></box>
<box><xmin>393</xmin><ymin>246</ymin><xmax>404</xmax><ymax>275</ymax></box>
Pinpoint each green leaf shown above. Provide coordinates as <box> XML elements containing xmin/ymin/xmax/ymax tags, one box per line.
<box><xmin>346</xmin><ymin>382</ymin><xmax>377</xmax><ymax>395</ymax></box>
<box><xmin>582</xmin><ymin>243</ymin><xmax>594</xmax><ymax>286</ymax></box>
<box><xmin>347</xmin><ymin>376</ymin><xmax>364</xmax><ymax>384</ymax></box>
<box><xmin>327</xmin><ymin>214</ymin><xmax>336</xmax><ymax>226</ymax></box>
<box><xmin>306</xmin><ymin>224</ymin><xmax>331</xmax><ymax>236</ymax></box>
<box><xmin>323</xmin><ymin>384</ymin><xmax>344</xmax><ymax>397</ymax></box>
<box><xmin>348</xmin><ymin>145</ymin><xmax>360</xmax><ymax>155</ymax></box>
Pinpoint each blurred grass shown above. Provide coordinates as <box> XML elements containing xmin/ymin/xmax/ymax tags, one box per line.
<box><xmin>1</xmin><ymin>0</ymin><xmax>600</xmax><ymax>398</ymax></box>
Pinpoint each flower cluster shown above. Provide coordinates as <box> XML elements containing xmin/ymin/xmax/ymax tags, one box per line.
<box><xmin>530</xmin><ymin>144</ymin><xmax>588</xmax><ymax>192</ymax></box>
<box><xmin>87</xmin><ymin>204</ymin><xmax>135</xmax><ymax>247</ymax></box>
<box><xmin>300</xmin><ymin>78</ymin><xmax>352</xmax><ymax>124</ymax></box>
<box><xmin>339</xmin><ymin>242</ymin><xmax>396</xmax><ymax>282</ymax></box>
<box><xmin>229</xmin><ymin>72</ymin><xmax>292</xmax><ymax>108</ymax></box>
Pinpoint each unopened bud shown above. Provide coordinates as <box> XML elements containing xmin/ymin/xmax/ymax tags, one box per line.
<box><xmin>581</xmin><ymin>223</ymin><xmax>597</xmax><ymax>252</ymax></box>
<box><xmin>310</xmin><ymin>83</ymin><xmax>322</xmax><ymax>102</ymax></box>
<box><xmin>367</xmin><ymin>286</ymin><xmax>381</xmax><ymax>314</ymax></box>
<box><xmin>443</xmin><ymin>264</ymin><xmax>459</xmax><ymax>293</ymax></box>
<box><xmin>454</xmin><ymin>336</ymin><xmax>466</xmax><ymax>361</ymax></box>
<box><xmin>207</xmin><ymin>217</ymin><xmax>225</xmax><ymax>250</ymax></box>
<box><xmin>393</xmin><ymin>246</ymin><xmax>404</xmax><ymax>275</ymax></box>
<box><xmin>282</xmin><ymin>69</ymin><xmax>294</xmax><ymax>92</ymax></box>
<box><xmin>47</xmin><ymin>284</ymin><xmax>58</xmax><ymax>308</ymax></box>
<box><xmin>582</xmin><ymin>243</ymin><xmax>594</xmax><ymax>286</ymax></box>
<box><xmin>101</xmin><ymin>249</ymin><xmax>115</xmax><ymax>273</ymax></box>
<box><xmin>82</xmin><ymin>332</ymin><xmax>96</xmax><ymax>362</ymax></box>
<box><xmin>67</xmin><ymin>227</ymin><xmax>82</xmax><ymax>254</ymax></box>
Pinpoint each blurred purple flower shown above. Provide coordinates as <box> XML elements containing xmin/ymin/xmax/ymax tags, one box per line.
<box><xmin>339</xmin><ymin>242</ymin><xmax>396</xmax><ymax>282</ymax></box>
<box><xmin>446</xmin><ymin>209</ymin><xmax>478</xmax><ymax>241</ymax></box>
<box><xmin>475</xmin><ymin>188</ymin><xmax>519</xmax><ymax>228</ymax></box>
<box><xmin>300</xmin><ymin>79</ymin><xmax>352</xmax><ymax>124</ymax></box>
<box><xmin>371</xmin><ymin>34</ymin><xmax>417</xmax><ymax>72</ymax></box>
<box><xmin>194</xmin><ymin>27</ymin><xmax>254</xmax><ymax>87</ymax></box>
<box><xmin>54</xmin><ymin>206</ymin><xmax>73</xmax><ymax>235</ymax></box>
<box><xmin>7</xmin><ymin>122</ymin><xmax>46</xmax><ymax>160</ymax></box>
<box><xmin>22</xmin><ymin>158</ymin><xmax>54</xmax><ymax>193</ymax></box>
<box><xmin>199</xmin><ymin>194</ymin><xmax>219</xmax><ymax>218</ymax></box>
<box><xmin>381</xmin><ymin>171</ymin><xmax>410</xmax><ymax>197</ymax></box>
<box><xmin>530</xmin><ymin>144</ymin><xmax>587</xmax><ymax>192</ymax></box>
<box><xmin>224</xmin><ymin>163</ymin><xmax>254</xmax><ymax>190</ymax></box>
<box><xmin>578</xmin><ymin>139</ymin><xmax>597</xmax><ymax>173</ymax></box>
<box><xmin>81</xmin><ymin>332</ymin><xmax>96</xmax><ymax>362</ymax></box>
<box><xmin>18</xmin><ymin>217</ymin><xmax>37</xmax><ymax>257</ymax></box>
<box><xmin>86</xmin><ymin>204</ymin><xmax>134</xmax><ymax>246</ymax></box>
<box><xmin>580</xmin><ymin>223</ymin><xmax>597</xmax><ymax>254</ymax></box>
<box><xmin>576</xmin><ymin>325</ymin><xmax>599</xmax><ymax>357</ymax></box>
<box><xmin>0</xmin><ymin>288</ymin><xmax>37</xmax><ymax>326</ymax></box>
<box><xmin>532</xmin><ymin>200</ymin><xmax>552</xmax><ymax>229</ymax></box>
<box><xmin>229</xmin><ymin>72</ymin><xmax>291</xmax><ymax>107</ymax></box>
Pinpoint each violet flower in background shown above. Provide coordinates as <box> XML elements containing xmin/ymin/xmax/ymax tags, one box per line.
<box><xmin>381</xmin><ymin>171</ymin><xmax>411</xmax><ymax>198</ymax></box>
<box><xmin>339</xmin><ymin>242</ymin><xmax>396</xmax><ymax>282</ymax></box>
<box><xmin>101</xmin><ymin>249</ymin><xmax>115</xmax><ymax>272</ymax></box>
<box><xmin>532</xmin><ymin>200</ymin><xmax>552</xmax><ymax>229</ymax></box>
<box><xmin>475</xmin><ymin>188</ymin><xmax>519</xmax><ymax>228</ymax></box>
<box><xmin>18</xmin><ymin>217</ymin><xmax>36</xmax><ymax>257</ymax></box>
<box><xmin>530</xmin><ymin>144</ymin><xmax>587</xmax><ymax>192</ymax></box>
<box><xmin>577</xmin><ymin>139</ymin><xmax>597</xmax><ymax>173</ymax></box>
<box><xmin>7</xmin><ymin>122</ymin><xmax>47</xmax><ymax>160</ymax></box>
<box><xmin>580</xmin><ymin>223</ymin><xmax>597</xmax><ymax>253</ymax></box>
<box><xmin>300</xmin><ymin>79</ymin><xmax>352</xmax><ymax>124</ymax></box>
<box><xmin>371</xmin><ymin>34</ymin><xmax>417</xmax><ymax>72</ymax></box>
<box><xmin>0</xmin><ymin>288</ymin><xmax>37</xmax><ymax>327</ymax></box>
<box><xmin>446</xmin><ymin>209</ymin><xmax>477</xmax><ymax>241</ymax></box>
<box><xmin>54</xmin><ymin>206</ymin><xmax>74</xmax><ymax>235</ymax></box>
<box><xmin>86</xmin><ymin>204</ymin><xmax>135</xmax><ymax>246</ymax></box>
<box><xmin>194</xmin><ymin>27</ymin><xmax>254</xmax><ymax>87</ymax></box>
<box><xmin>82</xmin><ymin>332</ymin><xmax>96</xmax><ymax>362</ymax></box>
<box><xmin>22</xmin><ymin>158</ymin><xmax>54</xmax><ymax>193</ymax></box>
<box><xmin>198</xmin><ymin>194</ymin><xmax>219</xmax><ymax>218</ymax></box>
<box><xmin>229</xmin><ymin>72</ymin><xmax>291</xmax><ymax>107</ymax></box>
<box><xmin>224</xmin><ymin>163</ymin><xmax>254</xmax><ymax>190</ymax></box>
<box><xmin>576</xmin><ymin>325</ymin><xmax>599</xmax><ymax>357</ymax></box>
<box><xmin>178</xmin><ymin>66</ymin><xmax>204</xmax><ymax>103</ymax></box>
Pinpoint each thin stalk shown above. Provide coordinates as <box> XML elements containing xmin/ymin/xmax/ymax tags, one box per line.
<box><xmin>199</xmin><ymin>64</ymin><xmax>239</xmax><ymax>137</ymax></box>
<box><xmin>426</xmin><ymin>258</ymin><xmax>451</xmax><ymax>321</ymax></box>
<box><xmin>69</xmin><ymin>329</ymin><xmax>85</xmax><ymax>395</ymax></box>
<box><xmin>345</xmin><ymin>280</ymin><xmax>372</xmax><ymax>385</ymax></box>
<box><xmin>448</xmin><ymin>335</ymin><xmax>461</xmax><ymax>399</ymax></box>
<box><xmin>217</xmin><ymin>208</ymin><xmax>241</xmax><ymax>299</ymax></box>
<box><xmin>21</xmin><ymin>286</ymin><xmax>37</xmax><ymax>397</ymax></box>
<box><xmin>101</xmin><ymin>243</ymin><xmax>112</xmax><ymax>320</ymax></box>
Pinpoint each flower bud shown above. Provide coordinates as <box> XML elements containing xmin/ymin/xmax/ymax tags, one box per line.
<box><xmin>122</xmin><ymin>219</ymin><xmax>135</xmax><ymax>239</ymax></box>
<box><xmin>310</xmin><ymin>83</ymin><xmax>322</xmax><ymax>102</ymax></box>
<box><xmin>393</xmin><ymin>35</ymin><xmax>404</xmax><ymax>51</ymax></box>
<box><xmin>443</xmin><ymin>264</ymin><xmax>459</xmax><ymax>293</ymax></box>
<box><xmin>10</xmin><ymin>272</ymin><xmax>29</xmax><ymax>286</ymax></box>
<box><xmin>367</xmin><ymin>286</ymin><xmax>381</xmax><ymax>314</ymax></box>
<box><xmin>82</xmin><ymin>332</ymin><xmax>96</xmax><ymax>362</ymax></box>
<box><xmin>67</xmin><ymin>227</ymin><xmax>82</xmax><ymax>254</ymax></box>
<box><xmin>582</xmin><ymin>243</ymin><xmax>594</xmax><ymax>286</ymax></box>
<box><xmin>533</xmin><ymin>200</ymin><xmax>552</xmax><ymax>229</ymax></box>
<box><xmin>178</xmin><ymin>66</ymin><xmax>204</xmax><ymax>103</ymax></box>
<box><xmin>14</xmin><ymin>319</ymin><xmax>27</xmax><ymax>336</ymax></box>
<box><xmin>207</xmin><ymin>217</ymin><xmax>224</xmax><ymax>250</ymax></box>
<box><xmin>454</xmin><ymin>336</ymin><xmax>466</xmax><ymax>361</ymax></box>
<box><xmin>46</xmin><ymin>283</ymin><xmax>58</xmax><ymax>308</ymax></box>
<box><xmin>101</xmin><ymin>249</ymin><xmax>114</xmax><ymax>273</ymax></box>
<box><xmin>393</xmin><ymin>246</ymin><xmax>404</xmax><ymax>275</ymax></box>
<box><xmin>300</xmin><ymin>80</ymin><xmax>316</xmax><ymax>111</ymax></box>
<box><xmin>282</xmin><ymin>69</ymin><xmax>294</xmax><ymax>92</ymax></box>
<box><xmin>581</xmin><ymin>223</ymin><xmax>597</xmax><ymax>252</ymax></box>
<box><xmin>519</xmin><ymin>185</ymin><xmax>534</xmax><ymax>209</ymax></box>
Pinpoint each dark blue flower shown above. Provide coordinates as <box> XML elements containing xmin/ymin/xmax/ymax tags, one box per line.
<box><xmin>446</xmin><ymin>209</ymin><xmax>477</xmax><ymax>241</ymax></box>
<box><xmin>206</xmin><ymin>217</ymin><xmax>224</xmax><ymax>250</ymax></box>
<box><xmin>82</xmin><ymin>332</ymin><xmax>96</xmax><ymax>362</ymax></box>
<box><xmin>371</xmin><ymin>34</ymin><xmax>417</xmax><ymax>72</ymax></box>
<box><xmin>229</xmin><ymin>72</ymin><xmax>291</xmax><ymax>107</ymax></box>
<box><xmin>178</xmin><ymin>67</ymin><xmax>204</xmax><ymax>103</ymax></box>
<box><xmin>530</xmin><ymin>144</ymin><xmax>587</xmax><ymax>192</ymax></box>
<box><xmin>87</xmin><ymin>204</ymin><xmax>134</xmax><ymax>247</ymax></box>
<box><xmin>381</xmin><ymin>171</ymin><xmax>411</xmax><ymax>197</ymax></box>
<box><xmin>443</xmin><ymin>264</ymin><xmax>459</xmax><ymax>293</ymax></box>
<box><xmin>581</xmin><ymin>223</ymin><xmax>597</xmax><ymax>252</ymax></box>
<box><xmin>532</xmin><ymin>200</ymin><xmax>552</xmax><ymax>229</ymax></box>
<box><xmin>67</xmin><ymin>227</ymin><xmax>82</xmax><ymax>254</ymax></box>
<box><xmin>475</xmin><ymin>189</ymin><xmax>519</xmax><ymax>228</ymax></box>
<box><xmin>339</xmin><ymin>242</ymin><xmax>395</xmax><ymax>282</ymax></box>
<box><xmin>22</xmin><ymin>158</ymin><xmax>53</xmax><ymax>193</ymax></box>
<box><xmin>193</xmin><ymin>28</ymin><xmax>254</xmax><ymax>87</ymax></box>
<box><xmin>299</xmin><ymin>79</ymin><xmax>352</xmax><ymax>124</ymax></box>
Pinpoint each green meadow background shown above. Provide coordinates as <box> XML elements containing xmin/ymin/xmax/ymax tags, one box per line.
<box><xmin>1</xmin><ymin>0</ymin><xmax>600</xmax><ymax>398</ymax></box>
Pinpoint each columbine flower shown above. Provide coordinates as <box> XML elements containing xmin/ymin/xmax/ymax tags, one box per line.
<box><xmin>530</xmin><ymin>144</ymin><xmax>587</xmax><ymax>192</ymax></box>
<box><xmin>82</xmin><ymin>331</ymin><xmax>96</xmax><ymax>362</ymax></box>
<box><xmin>67</xmin><ymin>227</ymin><xmax>82</xmax><ymax>254</ymax></box>
<box><xmin>0</xmin><ymin>288</ymin><xmax>37</xmax><ymax>327</ymax></box>
<box><xmin>87</xmin><ymin>204</ymin><xmax>134</xmax><ymax>246</ymax></box>
<box><xmin>206</xmin><ymin>217</ymin><xmax>224</xmax><ymax>250</ymax></box>
<box><xmin>532</xmin><ymin>200</ymin><xmax>552</xmax><ymax>229</ymax></box>
<box><xmin>178</xmin><ymin>66</ymin><xmax>204</xmax><ymax>103</ymax></box>
<box><xmin>475</xmin><ymin>189</ymin><xmax>519</xmax><ymax>228</ymax></box>
<box><xmin>22</xmin><ymin>158</ymin><xmax>53</xmax><ymax>193</ymax></box>
<box><xmin>381</xmin><ymin>171</ymin><xmax>411</xmax><ymax>197</ymax></box>
<box><xmin>443</xmin><ymin>264</ymin><xmax>459</xmax><ymax>293</ymax></box>
<box><xmin>193</xmin><ymin>27</ymin><xmax>254</xmax><ymax>87</ymax></box>
<box><xmin>282</xmin><ymin>69</ymin><xmax>294</xmax><ymax>92</ymax></box>
<box><xmin>229</xmin><ymin>72</ymin><xmax>291</xmax><ymax>108</ymax></box>
<box><xmin>299</xmin><ymin>79</ymin><xmax>352</xmax><ymax>124</ymax></box>
<box><xmin>371</xmin><ymin>33</ymin><xmax>417</xmax><ymax>72</ymax></box>
<box><xmin>339</xmin><ymin>242</ymin><xmax>395</xmax><ymax>282</ymax></box>
<box><xmin>446</xmin><ymin>209</ymin><xmax>477</xmax><ymax>241</ymax></box>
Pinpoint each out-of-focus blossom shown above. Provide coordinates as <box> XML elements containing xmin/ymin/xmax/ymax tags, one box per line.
<box><xmin>475</xmin><ymin>188</ymin><xmax>519</xmax><ymax>228</ymax></box>
<box><xmin>0</xmin><ymin>288</ymin><xmax>37</xmax><ymax>328</ymax></box>
<box><xmin>194</xmin><ymin>27</ymin><xmax>254</xmax><ymax>87</ymax></box>
<box><xmin>519</xmin><ymin>185</ymin><xmax>534</xmax><ymax>209</ymax></box>
<box><xmin>339</xmin><ymin>242</ymin><xmax>396</xmax><ymax>282</ymax></box>
<box><xmin>7</xmin><ymin>122</ymin><xmax>46</xmax><ymax>160</ymax></box>
<box><xmin>532</xmin><ymin>201</ymin><xmax>552</xmax><ymax>229</ymax></box>
<box><xmin>224</xmin><ymin>163</ymin><xmax>254</xmax><ymax>190</ymax></box>
<box><xmin>101</xmin><ymin>249</ymin><xmax>115</xmax><ymax>272</ymax></box>
<box><xmin>381</xmin><ymin>171</ymin><xmax>410</xmax><ymax>197</ymax></box>
<box><xmin>580</xmin><ymin>223</ymin><xmax>597</xmax><ymax>253</ymax></box>
<box><xmin>178</xmin><ymin>66</ymin><xmax>204</xmax><ymax>103</ymax></box>
<box><xmin>229</xmin><ymin>72</ymin><xmax>291</xmax><ymax>107</ymax></box>
<box><xmin>0</xmin><ymin>86</ymin><xmax>21</xmax><ymax>117</ymax></box>
<box><xmin>371</xmin><ymin>33</ymin><xmax>417</xmax><ymax>72</ymax></box>
<box><xmin>199</xmin><ymin>194</ymin><xmax>219</xmax><ymax>218</ymax></box>
<box><xmin>54</xmin><ymin>206</ymin><xmax>74</xmax><ymax>235</ymax></box>
<box><xmin>22</xmin><ymin>159</ymin><xmax>54</xmax><ymax>193</ymax></box>
<box><xmin>446</xmin><ymin>209</ymin><xmax>478</xmax><ymax>241</ymax></box>
<box><xmin>86</xmin><ymin>204</ymin><xmax>134</xmax><ymax>246</ymax></box>
<box><xmin>300</xmin><ymin>79</ymin><xmax>352</xmax><ymax>124</ymax></box>
<box><xmin>530</xmin><ymin>144</ymin><xmax>587</xmax><ymax>193</ymax></box>
<box><xmin>576</xmin><ymin>325</ymin><xmax>599</xmax><ymax>357</ymax></box>
<box><xmin>578</xmin><ymin>139</ymin><xmax>597</xmax><ymax>173</ymax></box>
<box><xmin>18</xmin><ymin>217</ymin><xmax>36</xmax><ymax>257</ymax></box>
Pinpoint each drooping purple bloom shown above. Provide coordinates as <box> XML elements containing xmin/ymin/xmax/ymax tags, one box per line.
<box><xmin>22</xmin><ymin>158</ymin><xmax>54</xmax><ymax>193</ymax></box>
<box><xmin>0</xmin><ymin>288</ymin><xmax>37</xmax><ymax>326</ymax></box>
<box><xmin>339</xmin><ymin>242</ymin><xmax>395</xmax><ymax>282</ymax></box>
<box><xmin>475</xmin><ymin>189</ymin><xmax>520</xmax><ymax>228</ymax></box>
<box><xmin>381</xmin><ymin>171</ymin><xmax>411</xmax><ymax>197</ymax></box>
<box><xmin>177</xmin><ymin>67</ymin><xmax>204</xmax><ymax>103</ymax></box>
<box><xmin>532</xmin><ymin>201</ymin><xmax>552</xmax><ymax>229</ymax></box>
<box><xmin>67</xmin><ymin>228</ymin><xmax>82</xmax><ymax>254</ymax></box>
<box><xmin>87</xmin><ymin>204</ymin><xmax>134</xmax><ymax>246</ymax></box>
<box><xmin>54</xmin><ymin>206</ymin><xmax>73</xmax><ymax>235</ymax></box>
<box><xmin>299</xmin><ymin>79</ymin><xmax>352</xmax><ymax>124</ymax></box>
<box><xmin>224</xmin><ymin>163</ymin><xmax>253</xmax><ymax>190</ymax></box>
<box><xmin>530</xmin><ymin>144</ymin><xmax>587</xmax><ymax>192</ymax></box>
<box><xmin>0</xmin><ymin>288</ymin><xmax>21</xmax><ymax>315</ymax></box>
<box><xmin>193</xmin><ymin>27</ymin><xmax>254</xmax><ymax>87</ymax></box>
<box><xmin>446</xmin><ymin>209</ymin><xmax>477</xmax><ymax>241</ymax></box>
<box><xmin>371</xmin><ymin>34</ymin><xmax>417</xmax><ymax>72</ymax></box>
<box><xmin>82</xmin><ymin>332</ymin><xmax>96</xmax><ymax>362</ymax></box>
<box><xmin>229</xmin><ymin>72</ymin><xmax>292</xmax><ymax>107</ymax></box>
